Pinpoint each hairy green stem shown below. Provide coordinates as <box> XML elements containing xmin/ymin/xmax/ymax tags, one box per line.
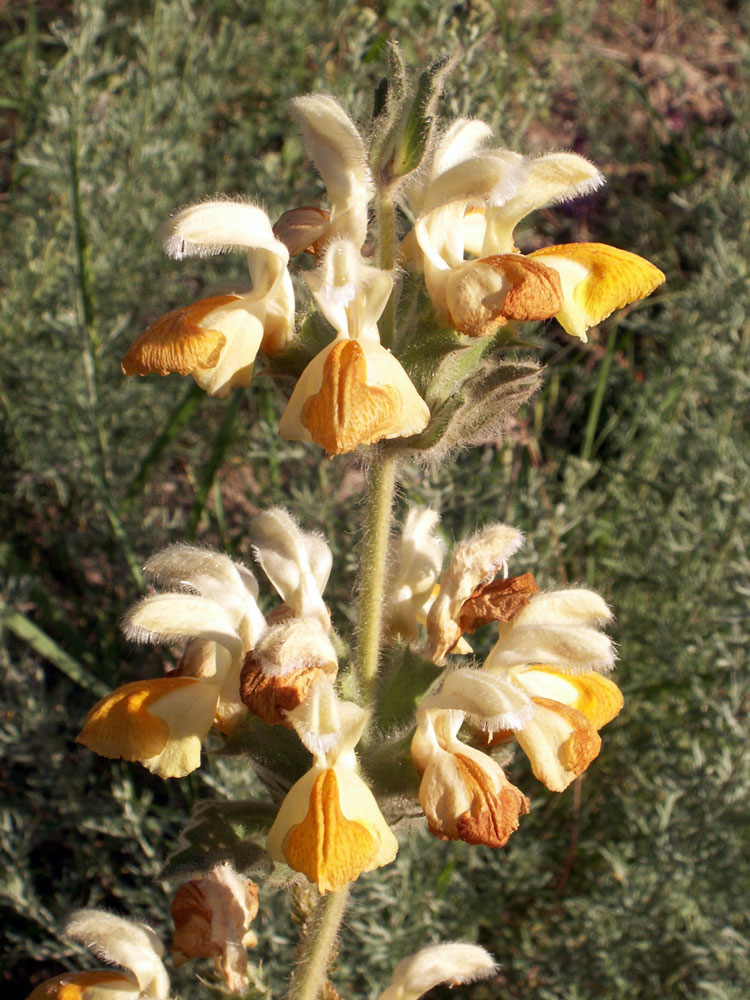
<box><xmin>355</xmin><ymin>453</ymin><xmax>398</xmax><ymax>703</ymax></box>
<box><xmin>287</xmin><ymin>887</ymin><xmax>350</xmax><ymax>1000</ymax></box>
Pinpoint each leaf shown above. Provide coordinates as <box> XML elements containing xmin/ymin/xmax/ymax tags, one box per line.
<box><xmin>392</xmin><ymin>54</ymin><xmax>457</xmax><ymax>179</ymax></box>
<box><xmin>0</xmin><ymin>600</ymin><xmax>109</xmax><ymax>696</ymax></box>
<box><xmin>369</xmin><ymin>42</ymin><xmax>408</xmax><ymax>183</ymax></box>
<box><xmin>392</xmin><ymin>358</ymin><xmax>543</xmax><ymax>461</ymax></box>
<box><xmin>162</xmin><ymin>802</ymin><xmax>274</xmax><ymax>880</ymax></box>
<box><xmin>214</xmin><ymin>714</ymin><xmax>313</xmax><ymax>800</ymax></box>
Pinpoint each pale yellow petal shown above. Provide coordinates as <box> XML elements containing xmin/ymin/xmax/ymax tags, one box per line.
<box><xmin>122</xmin><ymin>295</ymin><xmax>236</xmax><ymax>376</ymax></box>
<box><xmin>269</xmin><ymin>767</ymin><xmax>397</xmax><ymax>893</ymax></box>
<box><xmin>281</xmin><ymin>339</ymin><xmax>429</xmax><ymax>456</ymax></box>
<box><xmin>481</xmin><ymin>152</ymin><xmax>604</xmax><ymax>255</ymax></box>
<box><xmin>529</xmin><ymin>242</ymin><xmax>665</xmax><ymax>341</ymax></box>
<box><xmin>515</xmin><ymin>698</ymin><xmax>601</xmax><ymax>792</ymax></box>
<box><xmin>76</xmin><ymin>676</ymin><xmax>219</xmax><ymax>779</ymax></box>
<box><xmin>122</xmin><ymin>295</ymin><xmax>266</xmax><ymax>398</ymax></box>
<box><xmin>514</xmin><ymin>666</ymin><xmax>623</xmax><ymax>730</ymax></box>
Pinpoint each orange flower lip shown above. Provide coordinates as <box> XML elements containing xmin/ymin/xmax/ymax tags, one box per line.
<box><xmin>122</xmin><ymin>295</ymin><xmax>239</xmax><ymax>376</ymax></box>
<box><xmin>301</xmin><ymin>340</ymin><xmax>405</xmax><ymax>456</ymax></box>
<box><xmin>283</xmin><ymin>769</ymin><xmax>380</xmax><ymax>893</ymax></box>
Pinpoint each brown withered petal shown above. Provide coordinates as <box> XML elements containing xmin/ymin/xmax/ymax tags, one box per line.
<box><xmin>482</xmin><ymin>255</ymin><xmax>563</xmax><ymax>323</ymax></box>
<box><xmin>427</xmin><ymin>754</ymin><xmax>530</xmax><ymax>849</ymax></box>
<box><xmin>446</xmin><ymin>256</ymin><xmax>563</xmax><ymax>338</ymax></box>
<box><xmin>240</xmin><ymin>655</ymin><xmax>326</xmax><ymax>727</ymax></box>
<box><xmin>301</xmin><ymin>340</ymin><xmax>404</xmax><ymax>456</ymax></box>
<box><xmin>273</xmin><ymin>206</ymin><xmax>331</xmax><ymax>257</ymax></box>
<box><xmin>122</xmin><ymin>295</ymin><xmax>239</xmax><ymax>376</ymax></box>
<box><xmin>457</xmin><ymin>572</ymin><xmax>539</xmax><ymax>635</ymax></box>
<box><xmin>452</xmin><ymin>754</ymin><xmax>530</xmax><ymax>848</ymax></box>
<box><xmin>171</xmin><ymin>881</ymin><xmax>220</xmax><ymax>965</ymax></box>
<box><xmin>170</xmin><ymin>868</ymin><xmax>259</xmax><ymax>994</ymax></box>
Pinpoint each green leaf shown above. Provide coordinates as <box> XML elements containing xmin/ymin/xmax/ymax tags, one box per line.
<box><xmin>369</xmin><ymin>42</ymin><xmax>408</xmax><ymax>182</ymax></box>
<box><xmin>392</xmin><ymin>53</ymin><xmax>457</xmax><ymax>179</ymax></box>
<box><xmin>0</xmin><ymin>600</ymin><xmax>109</xmax><ymax>696</ymax></box>
<box><xmin>215</xmin><ymin>715</ymin><xmax>312</xmax><ymax>800</ymax></box>
<box><xmin>393</xmin><ymin>358</ymin><xmax>543</xmax><ymax>460</ymax></box>
<box><xmin>162</xmin><ymin>802</ymin><xmax>274</xmax><ymax>879</ymax></box>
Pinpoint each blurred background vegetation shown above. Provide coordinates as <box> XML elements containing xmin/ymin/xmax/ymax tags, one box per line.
<box><xmin>1</xmin><ymin>0</ymin><xmax>748</xmax><ymax>997</ymax></box>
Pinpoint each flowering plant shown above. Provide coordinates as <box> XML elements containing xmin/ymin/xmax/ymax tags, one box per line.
<box><xmin>26</xmin><ymin>52</ymin><xmax>662</xmax><ymax>1000</ymax></box>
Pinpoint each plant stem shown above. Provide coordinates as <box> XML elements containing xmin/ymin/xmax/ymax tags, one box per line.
<box><xmin>287</xmin><ymin>887</ymin><xmax>350</xmax><ymax>1000</ymax></box>
<box><xmin>355</xmin><ymin>452</ymin><xmax>398</xmax><ymax>704</ymax></box>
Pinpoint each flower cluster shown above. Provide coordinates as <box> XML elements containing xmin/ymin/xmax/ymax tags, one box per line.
<box><xmin>390</xmin><ymin>509</ymin><xmax>623</xmax><ymax>844</ymax></box>
<box><xmin>121</xmin><ymin>96</ymin><xmax>663</xmax><ymax>458</ymax></box>
<box><xmin>76</xmin><ymin>509</ymin><xmax>331</xmax><ymax>778</ymax></box>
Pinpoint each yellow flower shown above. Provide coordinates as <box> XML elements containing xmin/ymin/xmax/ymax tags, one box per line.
<box><xmin>278</xmin><ymin>240</ymin><xmax>430</xmax><ymax>455</ymax></box>
<box><xmin>527</xmin><ymin>242</ymin><xmax>665</xmax><ymax>341</ymax></box>
<box><xmin>77</xmin><ymin>546</ymin><xmax>265</xmax><ymax>778</ymax></box>
<box><xmin>483</xmin><ymin>588</ymin><xmax>623</xmax><ymax>791</ymax></box>
<box><xmin>77</xmin><ymin>593</ymin><xmax>245</xmax><ymax>778</ymax></box>
<box><xmin>122</xmin><ymin>203</ymin><xmax>294</xmax><ymax>397</ymax></box>
<box><xmin>26</xmin><ymin>910</ymin><xmax>169</xmax><ymax>1000</ymax></box>
<box><xmin>409</xmin><ymin>127</ymin><xmax>664</xmax><ymax>340</ymax></box>
<box><xmin>266</xmin><ymin>679</ymin><xmax>398</xmax><ymax>892</ymax></box>
<box><xmin>411</xmin><ymin>670</ymin><xmax>532</xmax><ymax>847</ymax></box>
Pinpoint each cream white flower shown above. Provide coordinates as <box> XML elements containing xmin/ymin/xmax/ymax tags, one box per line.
<box><xmin>26</xmin><ymin>910</ymin><xmax>169</xmax><ymax>1000</ymax></box>
<box><xmin>278</xmin><ymin>240</ymin><xmax>430</xmax><ymax>455</ymax></box>
<box><xmin>409</xmin><ymin>128</ymin><xmax>663</xmax><ymax>341</ymax></box>
<box><xmin>378</xmin><ymin>942</ymin><xmax>496</xmax><ymax>1000</ymax></box>
<box><xmin>274</xmin><ymin>95</ymin><xmax>374</xmax><ymax>254</ymax></box>
<box><xmin>250</xmin><ymin>507</ymin><xmax>332</xmax><ymax>629</ymax></box>
<box><xmin>122</xmin><ymin>203</ymin><xmax>294</xmax><ymax>396</ymax></box>
<box><xmin>483</xmin><ymin>588</ymin><xmax>623</xmax><ymax>791</ymax></box>
<box><xmin>266</xmin><ymin>679</ymin><xmax>398</xmax><ymax>892</ymax></box>
<box><xmin>411</xmin><ymin>670</ymin><xmax>532</xmax><ymax>848</ymax></box>
<box><xmin>77</xmin><ymin>546</ymin><xmax>265</xmax><ymax>777</ymax></box>
<box><xmin>386</xmin><ymin>508</ymin><xmax>445</xmax><ymax>643</ymax></box>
